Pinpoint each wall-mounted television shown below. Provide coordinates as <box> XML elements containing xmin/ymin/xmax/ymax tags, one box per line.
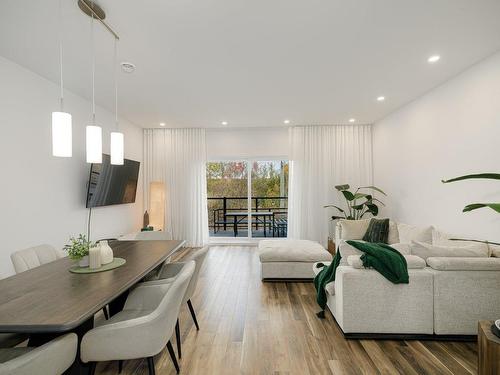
<box><xmin>86</xmin><ymin>154</ymin><xmax>140</xmax><ymax>208</ymax></box>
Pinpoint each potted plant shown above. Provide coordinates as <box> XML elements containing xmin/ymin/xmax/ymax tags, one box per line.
<box><xmin>324</xmin><ymin>184</ymin><xmax>386</xmax><ymax>220</ymax></box>
<box><xmin>64</xmin><ymin>234</ymin><xmax>95</xmax><ymax>267</ymax></box>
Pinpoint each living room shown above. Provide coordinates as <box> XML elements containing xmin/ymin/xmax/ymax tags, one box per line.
<box><xmin>0</xmin><ymin>1</ymin><xmax>499</xmax><ymax>374</ymax></box>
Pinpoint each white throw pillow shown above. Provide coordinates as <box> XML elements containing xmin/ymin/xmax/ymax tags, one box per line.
<box><xmin>390</xmin><ymin>243</ymin><xmax>411</xmax><ymax>255</ymax></box>
<box><xmin>397</xmin><ymin>223</ymin><xmax>433</xmax><ymax>244</ymax></box>
<box><xmin>387</xmin><ymin>220</ymin><xmax>400</xmax><ymax>244</ymax></box>
<box><xmin>337</xmin><ymin>219</ymin><xmax>370</xmax><ymax>240</ymax></box>
<box><xmin>338</xmin><ymin>240</ymin><xmax>364</xmax><ymax>265</ymax></box>
<box><xmin>410</xmin><ymin>241</ymin><xmax>489</xmax><ymax>261</ymax></box>
<box><xmin>433</xmin><ymin>228</ymin><xmax>494</xmax><ymax>256</ymax></box>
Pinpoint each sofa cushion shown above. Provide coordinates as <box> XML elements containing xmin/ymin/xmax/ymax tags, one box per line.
<box><xmin>336</xmin><ymin>219</ymin><xmax>371</xmax><ymax>240</ymax></box>
<box><xmin>363</xmin><ymin>218</ymin><xmax>390</xmax><ymax>243</ymax></box>
<box><xmin>410</xmin><ymin>241</ymin><xmax>489</xmax><ymax>261</ymax></box>
<box><xmin>258</xmin><ymin>240</ymin><xmax>332</xmax><ymax>262</ymax></box>
<box><xmin>427</xmin><ymin>257</ymin><xmax>500</xmax><ymax>271</ymax></box>
<box><xmin>397</xmin><ymin>223</ymin><xmax>433</xmax><ymax>244</ymax></box>
<box><xmin>347</xmin><ymin>254</ymin><xmax>426</xmax><ymax>269</ymax></box>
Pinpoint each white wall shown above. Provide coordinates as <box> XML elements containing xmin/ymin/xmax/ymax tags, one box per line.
<box><xmin>373</xmin><ymin>51</ymin><xmax>500</xmax><ymax>241</ymax></box>
<box><xmin>0</xmin><ymin>56</ymin><xmax>144</xmax><ymax>277</ymax></box>
<box><xmin>206</xmin><ymin>127</ymin><xmax>288</xmax><ymax>160</ymax></box>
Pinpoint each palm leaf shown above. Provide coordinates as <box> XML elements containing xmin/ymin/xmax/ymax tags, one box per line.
<box><xmin>442</xmin><ymin>173</ymin><xmax>500</xmax><ymax>183</ymax></box>
<box><xmin>341</xmin><ymin>190</ymin><xmax>355</xmax><ymax>201</ymax></box>
<box><xmin>335</xmin><ymin>184</ymin><xmax>350</xmax><ymax>191</ymax></box>
<box><xmin>324</xmin><ymin>205</ymin><xmax>345</xmax><ymax>213</ymax></box>
<box><xmin>463</xmin><ymin>203</ymin><xmax>500</xmax><ymax>213</ymax></box>
<box><xmin>359</xmin><ymin>186</ymin><xmax>387</xmax><ymax>196</ymax></box>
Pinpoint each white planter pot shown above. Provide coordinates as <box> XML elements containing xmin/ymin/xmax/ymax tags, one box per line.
<box><xmin>78</xmin><ymin>256</ymin><xmax>89</xmax><ymax>268</ymax></box>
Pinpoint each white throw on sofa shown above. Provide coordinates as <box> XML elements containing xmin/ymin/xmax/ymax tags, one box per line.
<box><xmin>317</xmin><ymin>219</ymin><xmax>500</xmax><ymax>337</ymax></box>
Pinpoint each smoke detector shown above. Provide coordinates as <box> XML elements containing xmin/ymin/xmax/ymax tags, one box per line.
<box><xmin>121</xmin><ymin>62</ymin><xmax>136</xmax><ymax>73</ymax></box>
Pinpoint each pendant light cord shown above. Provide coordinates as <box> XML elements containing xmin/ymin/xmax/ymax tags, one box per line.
<box><xmin>58</xmin><ymin>0</ymin><xmax>64</xmax><ymax>111</ymax></box>
<box><xmin>90</xmin><ymin>5</ymin><xmax>96</xmax><ymax>122</ymax></box>
<box><xmin>114</xmin><ymin>38</ymin><xmax>118</xmax><ymax>130</ymax></box>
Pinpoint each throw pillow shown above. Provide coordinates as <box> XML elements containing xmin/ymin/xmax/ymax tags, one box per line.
<box><xmin>362</xmin><ymin>218</ymin><xmax>390</xmax><ymax>243</ymax></box>
<box><xmin>410</xmin><ymin>241</ymin><xmax>489</xmax><ymax>261</ymax></box>
<box><xmin>397</xmin><ymin>223</ymin><xmax>433</xmax><ymax>244</ymax></box>
<box><xmin>336</xmin><ymin>219</ymin><xmax>371</xmax><ymax>240</ymax></box>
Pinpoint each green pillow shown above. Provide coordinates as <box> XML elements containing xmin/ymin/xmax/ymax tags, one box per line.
<box><xmin>362</xmin><ymin>218</ymin><xmax>390</xmax><ymax>243</ymax></box>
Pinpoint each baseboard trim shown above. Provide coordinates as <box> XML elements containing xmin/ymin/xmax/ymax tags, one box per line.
<box><xmin>343</xmin><ymin>332</ymin><xmax>476</xmax><ymax>342</ymax></box>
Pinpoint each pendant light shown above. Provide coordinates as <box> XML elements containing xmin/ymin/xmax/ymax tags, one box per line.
<box><xmin>110</xmin><ymin>38</ymin><xmax>124</xmax><ymax>165</ymax></box>
<box><xmin>86</xmin><ymin>11</ymin><xmax>102</xmax><ymax>164</ymax></box>
<box><xmin>52</xmin><ymin>0</ymin><xmax>72</xmax><ymax>157</ymax></box>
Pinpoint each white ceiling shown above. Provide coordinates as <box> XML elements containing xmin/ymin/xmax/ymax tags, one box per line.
<box><xmin>1</xmin><ymin>0</ymin><xmax>500</xmax><ymax>128</ymax></box>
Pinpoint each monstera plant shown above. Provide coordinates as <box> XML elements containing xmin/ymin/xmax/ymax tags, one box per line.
<box><xmin>442</xmin><ymin>173</ymin><xmax>500</xmax><ymax>245</ymax></box>
<box><xmin>324</xmin><ymin>184</ymin><xmax>386</xmax><ymax>220</ymax></box>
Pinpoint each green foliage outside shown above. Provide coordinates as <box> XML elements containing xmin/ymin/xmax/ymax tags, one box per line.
<box><xmin>207</xmin><ymin>161</ymin><xmax>289</xmax><ymax>228</ymax></box>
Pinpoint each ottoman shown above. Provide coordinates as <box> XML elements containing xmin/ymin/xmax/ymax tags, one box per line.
<box><xmin>258</xmin><ymin>239</ymin><xmax>332</xmax><ymax>280</ymax></box>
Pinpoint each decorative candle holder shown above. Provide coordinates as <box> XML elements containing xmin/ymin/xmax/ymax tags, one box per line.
<box><xmin>89</xmin><ymin>245</ymin><xmax>102</xmax><ymax>269</ymax></box>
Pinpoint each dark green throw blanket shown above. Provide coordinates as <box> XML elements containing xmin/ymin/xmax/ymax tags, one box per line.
<box><xmin>314</xmin><ymin>241</ymin><xmax>409</xmax><ymax>316</ymax></box>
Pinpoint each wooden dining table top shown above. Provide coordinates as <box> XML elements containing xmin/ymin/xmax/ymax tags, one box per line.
<box><xmin>0</xmin><ymin>240</ymin><xmax>185</xmax><ymax>333</ymax></box>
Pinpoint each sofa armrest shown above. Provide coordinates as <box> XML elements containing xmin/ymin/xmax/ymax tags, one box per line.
<box><xmin>427</xmin><ymin>257</ymin><xmax>500</xmax><ymax>271</ymax></box>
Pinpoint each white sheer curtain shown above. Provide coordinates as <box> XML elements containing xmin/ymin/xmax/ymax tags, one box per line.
<box><xmin>288</xmin><ymin>125</ymin><xmax>373</xmax><ymax>245</ymax></box>
<box><xmin>143</xmin><ymin>128</ymin><xmax>209</xmax><ymax>246</ymax></box>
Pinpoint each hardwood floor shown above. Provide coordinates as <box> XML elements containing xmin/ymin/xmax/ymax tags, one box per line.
<box><xmin>95</xmin><ymin>246</ymin><xmax>478</xmax><ymax>375</ymax></box>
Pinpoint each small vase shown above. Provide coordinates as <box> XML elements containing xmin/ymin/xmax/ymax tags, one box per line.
<box><xmin>78</xmin><ymin>256</ymin><xmax>89</xmax><ymax>268</ymax></box>
<box><xmin>89</xmin><ymin>245</ymin><xmax>102</xmax><ymax>269</ymax></box>
<box><xmin>99</xmin><ymin>240</ymin><xmax>114</xmax><ymax>265</ymax></box>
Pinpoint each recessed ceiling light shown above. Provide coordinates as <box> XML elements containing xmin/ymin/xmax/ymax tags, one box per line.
<box><xmin>159</xmin><ymin>122</ymin><xmax>165</xmax><ymax>127</ymax></box>
<box><xmin>121</xmin><ymin>62</ymin><xmax>136</xmax><ymax>73</ymax></box>
<box><xmin>428</xmin><ymin>55</ymin><xmax>441</xmax><ymax>63</ymax></box>
<box><xmin>283</xmin><ymin>119</ymin><xmax>290</xmax><ymax>124</ymax></box>
<box><xmin>377</xmin><ymin>96</ymin><xmax>385</xmax><ymax>102</ymax></box>
<box><xmin>349</xmin><ymin>118</ymin><xmax>356</xmax><ymax>123</ymax></box>
<box><xmin>221</xmin><ymin>121</ymin><xmax>228</xmax><ymax>126</ymax></box>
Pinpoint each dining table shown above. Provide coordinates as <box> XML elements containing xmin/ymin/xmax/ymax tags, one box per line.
<box><xmin>0</xmin><ymin>239</ymin><xmax>185</xmax><ymax>375</ymax></box>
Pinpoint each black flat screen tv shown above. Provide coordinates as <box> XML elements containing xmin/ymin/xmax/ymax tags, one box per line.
<box><xmin>86</xmin><ymin>154</ymin><xmax>140</xmax><ymax>208</ymax></box>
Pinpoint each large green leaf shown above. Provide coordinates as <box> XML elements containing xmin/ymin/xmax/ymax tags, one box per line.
<box><xmin>462</xmin><ymin>203</ymin><xmax>500</xmax><ymax>213</ymax></box>
<box><xmin>341</xmin><ymin>190</ymin><xmax>355</xmax><ymax>201</ymax></box>
<box><xmin>365</xmin><ymin>203</ymin><xmax>379</xmax><ymax>216</ymax></box>
<box><xmin>442</xmin><ymin>173</ymin><xmax>500</xmax><ymax>183</ymax></box>
<box><xmin>353</xmin><ymin>193</ymin><xmax>369</xmax><ymax>200</ymax></box>
<box><xmin>324</xmin><ymin>205</ymin><xmax>345</xmax><ymax>213</ymax></box>
<box><xmin>335</xmin><ymin>184</ymin><xmax>350</xmax><ymax>191</ymax></box>
<box><xmin>359</xmin><ymin>186</ymin><xmax>387</xmax><ymax>196</ymax></box>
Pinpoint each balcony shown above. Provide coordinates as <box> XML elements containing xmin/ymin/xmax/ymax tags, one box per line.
<box><xmin>208</xmin><ymin>196</ymin><xmax>288</xmax><ymax>238</ymax></box>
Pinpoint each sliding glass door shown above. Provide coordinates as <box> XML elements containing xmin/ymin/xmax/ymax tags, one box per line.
<box><xmin>207</xmin><ymin>159</ymin><xmax>288</xmax><ymax>240</ymax></box>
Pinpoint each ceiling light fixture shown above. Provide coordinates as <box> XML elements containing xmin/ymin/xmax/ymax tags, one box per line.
<box><xmin>221</xmin><ymin>121</ymin><xmax>228</xmax><ymax>126</ymax></box>
<box><xmin>110</xmin><ymin>38</ymin><xmax>124</xmax><ymax>165</ymax></box>
<box><xmin>51</xmin><ymin>0</ymin><xmax>72</xmax><ymax>157</ymax></box>
<box><xmin>159</xmin><ymin>122</ymin><xmax>166</xmax><ymax>127</ymax></box>
<box><xmin>283</xmin><ymin>119</ymin><xmax>290</xmax><ymax>125</ymax></box>
<box><xmin>121</xmin><ymin>62</ymin><xmax>136</xmax><ymax>73</ymax></box>
<box><xmin>428</xmin><ymin>55</ymin><xmax>441</xmax><ymax>63</ymax></box>
<box><xmin>349</xmin><ymin>118</ymin><xmax>356</xmax><ymax>123</ymax></box>
<box><xmin>86</xmin><ymin>11</ymin><xmax>102</xmax><ymax>164</ymax></box>
<box><xmin>377</xmin><ymin>96</ymin><xmax>385</xmax><ymax>102</ymax></box>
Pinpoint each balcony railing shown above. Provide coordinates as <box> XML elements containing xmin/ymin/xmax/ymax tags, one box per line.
<box><xmin>207</xmin><ymin>196</ymin><xmax>288</xmax><ymax>237</ymax></box>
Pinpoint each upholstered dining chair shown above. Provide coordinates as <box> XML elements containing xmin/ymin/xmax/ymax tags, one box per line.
<box><xmin>0</xmin><ymin>333</ymin><xmax>77</xmax><ymax>375</ymax></box>
<box><xmin>81</xmin><ymin>260</ymin><xmax>195</xmax><ymax>375</ymax></box>
<box><xmin>10</xmin><ymin>244</ymin><xmax>64</xmax><ymax>274</ymax></box>
<box><xmin>142</xmin><ymin>246</ymin><xmax>209</xmax><ymax>358</ymax></box>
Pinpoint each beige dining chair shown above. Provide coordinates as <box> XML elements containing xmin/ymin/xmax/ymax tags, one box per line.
<box><xmin>10</xmin><ymin>244</ymin><xmax>64</xmax><ymax>274</ymax></box>
<box><xmin>142</xmin><ymin>246</ymin><xmax>209</xmax><ymax>358</ymax></box>
<box><xmin>0</xmin><ymin>333</ymin><xmax>77</xmax><ymax>375</ymax></box>
<box><xmin>81</xmin><ymin>260</ymin><xmax>195</xmax><ymax>375</ymax></box>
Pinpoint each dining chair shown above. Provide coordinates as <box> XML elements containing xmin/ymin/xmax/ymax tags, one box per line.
<box><xmin>81</xmin><ymin>260</ymin><xmax>195</xmax><ymax>375</ymax></box>
<box><xmin>10</xmin><ymin>244</ymin><xmax>64</xmax><ymax>274</ymax></box>
<box><xmin>0</xmin><ymin>333</ymin><xmax>77</xmax><ymax>375</ymax></box>
<box><xmin>141</xmin><ymin>246</ymin><xmax>209</xmax><ymax>358</ymax></box>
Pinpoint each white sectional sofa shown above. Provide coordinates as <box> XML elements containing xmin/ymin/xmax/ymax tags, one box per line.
<box><xmin>317</xmin><ymin>219</ymin><xmax>500</xmax><ymax>338</ymax></box>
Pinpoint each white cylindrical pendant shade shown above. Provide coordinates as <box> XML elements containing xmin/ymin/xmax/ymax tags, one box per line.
<box><xmin>51</xmin><ymin>111</ymin><xmax>72</xmax><ymax>157</ymax></box>
<box><xmin>110</xmin><ymin>132</ymin><xmax>124</xmax><ymax>165</ymax></box>
<box><xmin>86</xmin><ymin>125</ymin><xmax>102</xmax><ymax>163</ymax></box>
